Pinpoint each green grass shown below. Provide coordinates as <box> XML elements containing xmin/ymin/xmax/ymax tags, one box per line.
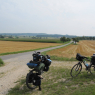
<box><xmin>7</xmin><ymin>66</ymin><xmax>95</xmax><ymax>95</ymax></box>
<box><xmin>48</xmin><ymin>56</ymin><xmax>91</xmax><ymax>61</ymax></box>
<box><xmin>47</xmin><ymin>56</ymin><xmax>76</xmax><ymax>61</ymax></box>
<box><xmin>0</xmin><ymin>38</ymin><xmax>63</xmax><ymax>43</ymax></box>
<box><xmin>0</xmin><ymin>58</ymin><xmax>4</xmax><ymax>66</ymax></box>
<box><xmin>70</xmin><ymin>84</ymin><xmax>95</xmax><ymax>95</ymax></box>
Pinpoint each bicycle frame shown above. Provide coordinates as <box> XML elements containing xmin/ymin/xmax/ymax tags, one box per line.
<box><xmin>77</xmin><ymin>59</ymin><xmax>91</xmax><ymax>73</ymax></box>
<box><xmin>80</xmin><ymin>58</ymin><xmax>91</xmax><ymax>67</ymax></box>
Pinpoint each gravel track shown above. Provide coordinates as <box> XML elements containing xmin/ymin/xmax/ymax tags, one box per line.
<box><xmin>0</xmin><ymin>42</ymin><xmax>72</xmax><ymax>95</ymax></box>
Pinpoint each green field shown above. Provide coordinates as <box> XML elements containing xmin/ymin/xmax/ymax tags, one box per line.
<box><xmin>0</xmin><ymin>38</ymin><xmax>63</xmax><ymax>43</ymax></box>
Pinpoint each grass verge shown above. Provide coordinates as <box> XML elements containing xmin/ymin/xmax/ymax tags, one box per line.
<box><xmin>47</xmin><ymin>55</ymin><xmax>76</xmax><ymax>61</ymax></box>
<box><xmin>44</xmin><ymin>55</ymin><xmax>90</xmax><ymax>61</ymax></box>
<box><xmin>0</xmin><ymin>58</ymin><xmax>4</xmax><ymax>66</ymax></box>
<box><xmin>7</xmin><ymin>66</ymin><xmax>95</xmax><ymax>95</ymax></box>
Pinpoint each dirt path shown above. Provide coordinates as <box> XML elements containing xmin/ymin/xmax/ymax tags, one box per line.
<box><xmin>0</xmin><ymin>42</ymin><xmax>73</xmax><ymax>95</ymax></box>
<box><xmin>0</xmin><ymin>57</ymin><xmax>30</xmax><ymax>95</ymax></box>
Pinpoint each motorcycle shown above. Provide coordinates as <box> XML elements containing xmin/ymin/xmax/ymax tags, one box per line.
<box><xmin>26</xmin><ymin>51</ymin><xmax>51</xmax><ymax>90</ymax></box>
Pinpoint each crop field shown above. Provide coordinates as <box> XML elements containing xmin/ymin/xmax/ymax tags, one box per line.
<box><xmin>0</xmin><ymin>38</ymin><xmax>62</xmax><ymax>43</ymax></box>
<box><xmin>46</xmin><ymin>40</ymin><xmax>95</xmax><ymax>58</ymax></box>
<box><xmin>0</xmin><ymin>41</ymin><xmax>62</xmax><ymax>54</ymax></box>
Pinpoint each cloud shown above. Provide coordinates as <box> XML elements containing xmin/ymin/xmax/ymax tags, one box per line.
<box><xmin>0</xmin><ymin>0</ymin><xmax>95</xmax><ymax>36</ymax></box>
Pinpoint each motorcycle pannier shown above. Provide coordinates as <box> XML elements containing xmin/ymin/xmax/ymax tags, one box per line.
<box><xmin>44</xmin><ymin>59</ymin><xmax>51</xmax><ymax>66</ymax></box>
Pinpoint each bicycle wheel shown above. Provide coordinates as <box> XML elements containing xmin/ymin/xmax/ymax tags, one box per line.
<box><xmin>70</xmin><ymin>63</ymin><xmax>82</xmax><ymax>77</ymax></box>
<box><xmin>26</xmin><ymin>71</ymin><xmax>37</xmax><ymax>89</ymax></box>
<box><xmin>90</xmin><ymin>65</ymin><xmax>95</xmax><ymax>75</ymax></box>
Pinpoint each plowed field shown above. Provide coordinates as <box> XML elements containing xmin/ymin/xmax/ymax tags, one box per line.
<box><xmin>47</xmin><ymin>40</ymin><xmax>95</xmax><ymax>58</ymax></box>
<box><xmin>0</xmin><ymin>41</ymin><xmax>62</xmax><ymax>54</ymax></box>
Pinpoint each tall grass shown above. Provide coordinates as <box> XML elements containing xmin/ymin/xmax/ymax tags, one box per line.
<box><xmin>0</xmin><ymin>58</ymin><xmax>4</xmax><ymax>66</ymax></box>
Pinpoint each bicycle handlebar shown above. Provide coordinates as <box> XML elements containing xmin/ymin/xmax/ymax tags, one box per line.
<box><xmin>83</xmin><ymin>57</ymin><xmax>91</xmax><ymax>61</ymax></box>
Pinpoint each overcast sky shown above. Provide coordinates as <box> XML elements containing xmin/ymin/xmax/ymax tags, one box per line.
<box><xmin>0</xmin><ymin>0</ymin><xmax>95</xmax><ymax>36</ymax></box>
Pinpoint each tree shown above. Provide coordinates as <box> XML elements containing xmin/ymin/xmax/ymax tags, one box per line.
<box><xmin>67</xmin><ymin>38</ymin><xmax>71</xmax><ymax>41</ymax></box>
<box><xmin>72</xmin><ymin>38</ymin><xmax>79</xmax><ymax>44</ymax></box>
<box><xmin>60</xmin><ymin>37</ymin><xmax>66</xmax><ymax>42</ymax></box>
<box><xmin>0</xmin><ymin>35</ymin><xmax>4</xmax><ymax>38</ymax></box>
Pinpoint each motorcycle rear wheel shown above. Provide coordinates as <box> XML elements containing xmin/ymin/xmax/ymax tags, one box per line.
<box><xmin>26</xmin><ymin>71</ymin><xmax>37</xmax><ymax>89</ymax></box>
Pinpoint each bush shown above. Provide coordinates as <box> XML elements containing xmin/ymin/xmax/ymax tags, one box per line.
<box><xmin>0</xmin><ymin>58</ymin><xmax>4</xmax><ymax>66</ymax></box>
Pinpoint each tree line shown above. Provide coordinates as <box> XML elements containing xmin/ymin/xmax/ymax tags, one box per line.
<box><xmin>1</xmin><ymin>34</ymin><xmax>95</xmax><ymax>43</ymax></box>
<box><xmin>74</xmin><ymin>36</ymin><xmax>95</xmax><ymax>40</ymax></box>
<box><xmin>60</xmin><ymin>36</ymin><xmax>95</xmax><ymax>43</ymax></box>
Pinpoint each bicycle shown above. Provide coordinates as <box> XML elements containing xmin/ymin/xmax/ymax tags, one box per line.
<box><xmin>26</xmin><ymin>51</ymin><xmax>51</xmax><ymax>90</ymax></box>
<box><xmin>70</xmin><ymin>53</ymin><xmax>95</xmax><ymax>77</ymax></box>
